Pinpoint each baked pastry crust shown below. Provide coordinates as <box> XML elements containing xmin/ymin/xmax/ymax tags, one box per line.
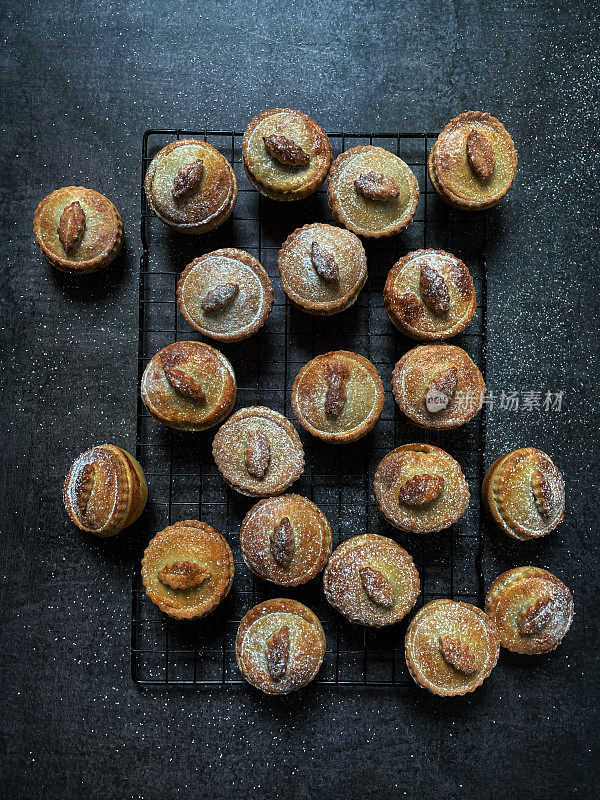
<box><xmin>212</xmin><ymin>406</ymin><xmax>305</xmax><ymax>497</ymax></box>
<box><xmin>240</xmin><ymin>494</ymin><xmax>332</xmax><ymax>586</ymax></box>
<box><xmin>277</xmin><ymin>223</ymin><xmax>367</xmax><ymax>315</ymax></box>
<box><xmin>482</xmin><ymin>447</ymin><xmax>565</xmax><ymax>540</ymax></box>
<box><xmin>34</xmin><ymin>186</ymin><xmax>123</xmax><ymax>273</ymax></box>
<box><xmin>405</xmin><ymin>599</ymin><xmax>500</xmax><ymax>696</ymax></box>
<box><xmin>327</xmin><ymin>146</ymin><xmax>419</xmax><ymax>238</ymax></box>
<box><xmin>374</xmin><ymin>443</ymin><xmax>469</xmax><ymax>533</ymax></box>
<box><xmin>485</xmin><ymin>567</ymin><xmax>574</xmax><ymax>654</ymax></box>
<box><xmin>392</xmin><ymin>344</ymin><xmax>484</xmax><ymax>430</ymax></box>
<box><xmin>177</xmin><ymin>248</ymin><xmax>274</xmax><ymax>341</ymax></box>
<box><xmin>323</xmin><ymin>534</ymin><xmax>420</xmax><ymax>627</ymax></box>
<box><xmin>141</xmin><ymin>341</ymin><xmax>236</xmax><ymax>432</ymax></box>
<box><xmin>428</xmin><ymin>112</ymin><xmax>517</xmax><ymax>210</ymax></box>
<box><xmin>141</xmin><ymin>520</ymin><xmax>234</xmax><ymax>620</ymax></box>
<box><xmin>144</xmin><ymin>139</ymin><xmax>237</xmax><ymax>233</ymax></box>
<box><xmin>236</xmin><ymin>598</ymin><xmax>326</xmax><ymax>694</ymax></box>
<box><xmin>384</xmin><ymin>249</ymin><xmax>477</xmax><ymax>340</ymax></box>
<box><xmin>63</xmin><ymin>444</ymin><xmax>147</xmax><ymax>537</ymax></box>
<box><xmin>242</xmin><ymin>109</ymin><xmax>331</xmax><ymax>201</ymax></box>
<box><xmin>291</xmin><ymin>350</ymin><xmax>384</xmax><ymax>444</ymax></box>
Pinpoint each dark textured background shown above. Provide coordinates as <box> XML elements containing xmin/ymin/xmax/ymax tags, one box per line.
<box><xmin>1</xmin><ymin>1</ymin><xmax>599</xmax><ymax>797</ymax></box>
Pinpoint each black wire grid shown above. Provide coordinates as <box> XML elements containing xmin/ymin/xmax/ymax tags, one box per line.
<box><xmin>132</xmin><ymin>129</ymin><xmax>488</xmax><ymax>686</ymax></box>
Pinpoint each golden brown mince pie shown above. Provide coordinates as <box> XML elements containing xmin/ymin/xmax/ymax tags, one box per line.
<box><xmin>374</xmin><ymin>443</ymin><xmax>469</xmax><ymax>533</ymax></box>
<box><xmin>212</xmin><ymin>406</ymin><xmax>305</xmax><ymax>497</ymax></box>
<box><xmin>144</xmin><ymin>139</ymin><xmax>237</xmax><ymax>233</ymax></box>
<box><xmin>240</xmin><ymin>494</ymin><xmax>332</xmax><ymax>586</ymax></box>
<box><xmin>405</xmin><ymin>599</ymin><xmax>500</xmax><ymax>696</ymax></box>
<box><xmin>392</xmin><ymin>344</ymin><xmax>484</xmax><ymax>430</ymax></box>
<box><xmin>277</xmin><ymin>223</ymin><xmax>367</xmax><ymax>315</ymax></box>
<box><xmin>291</xmin><ymin>351</ymin><xmax>385</xmax><ymax>444</ymax></box>
<box><xmin>63</xmin><ymin>444</ymin><xmax>147</xmax><ymax>537</ymax></box>
<box><xmin>236</xmin><ymin>598</ymin><xmax>326</xmax><ymax>694</ymax></box>
<box><xmin>384</xmin><ymin>249</ymin><xmax>477</xmax><ymax>340</ymax></box>
<box><xmin>141</xmin><ymin>341</ymin><xmax>236</xmax><ymax>432</ymax></box>
<box><xmin>141</xmin><ymin>520</ymin><xmax>234</xmax><ymax>620</ymax></box>
<box><xmin>242</xmin><ymin>109</ymin><xmax>331</xmax><ymax>202</ymax></box>
<box><xmin>482</xmin><ymin>447</ymin><xmax>565</xmax><ymax>540</ymax></box>
<box><xmin>428</xmin><ymin>112</ymin><xmax>517</xmax><ymax>210</ymax></box>
<box><xmin>34</xmin><ymin>186</ymin><xmax>124</xmax><ymax>274</ymax></box>
<box><xmin>177</xmin><ymin>248</ymin><xmax>274</xmax><ymax>341</ymax></box>
<box><xmin>485</xmin><ymin>567</ymin><xmax>574</xmax><ymax>654</ymax></box>
<box><xmin>327</xmin><ymin>145</ymin><xmax>419</xmax><ymax>238</ymax></box>
<box><xmin>323</xmin><ymin>534</ymin><xmax>420</xmax><ymax>627</ymax></box>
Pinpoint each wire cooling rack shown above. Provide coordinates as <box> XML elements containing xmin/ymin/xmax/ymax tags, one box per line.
<box><xmin>131</xmin><ymin>129</ymin><xmax>487</xmax><ymax>686</ymax></box>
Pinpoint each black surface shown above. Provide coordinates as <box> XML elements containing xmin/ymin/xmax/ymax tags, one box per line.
<box><xmin>1</xmin><ymin>1</ymin><xmax>599</xmax><ymax>798</ymax></box>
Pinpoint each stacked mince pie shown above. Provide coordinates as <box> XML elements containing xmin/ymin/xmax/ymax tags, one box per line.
<box><xmin>42</xmin><ymin>108</ymin><xmax>573</xmax><ymax>696</ymax></box>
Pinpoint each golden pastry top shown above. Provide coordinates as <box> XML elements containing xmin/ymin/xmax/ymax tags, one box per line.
<box><xmin>177</xmin><ymin>249</ymin><xmax>274</xmax><ymax>341</ymax></box>
<box><xmin>405</xmin><ymin>599</ymin><xmax>500</xmax><ymax>696</ymax></box>
<box><xmin>486</xmin><ymin>447</ymin><xmax>565</xmax><ymax>539</ymax></box>
<box><xmin>328</xmin><ymin>146</ymin><xmax>419</xmax><ymax>237</ymax></box>
<box><xmin>34</xmin><ymin>186</ymin><xmax>123</xmax><ymax>272</ymax></box>
<box><xmin>141</xmin><ymin>520</ymin><xmax>234</xmax><ymax>620</ymax></box>
<box><xmin>144</xmin><ymin>139</ymin><xmax>236</xmax><ymax>231</ymax></box>
<box><xmin>392</xmin><ymin>344</ymin><xmax>485</xmax><ymax>430</ymax></box>
<box><xmin>63</xmin><ymin>444</ymin><xmax>146</xmax><ymax>537</ymax></box>
<box><xmin>242</xmin><ymin>109</ymin><xmax>331</xmax><ymax>198</ymax></box>
<box><xmin>212</xmin><ymin>406</ymin><xmax>305</xmax><ymax>497</ymax></box>
<box><xmin>485</xmin><ymin>567</ymin><xmax>574</xmax><ymax>654</ymax></box>
<box><xmin>236</xmin><ymin>598</ymin><xmax>325</xmax><ymax>694</ymax></box>
<box><xmin>384</xmin><ymin>249</ymin><xmax>477</xmax><ymax>340</ymax></box>
<box><xmin>323</xmin><ymin>534</ymin><xmax>420</xmax><ymax>627</ymax></box>
<box><xmin>374</xmin><ymin>443</ymin><xmax>469</xmax><ymax>533</ymax></box>
<box><xmin>291</xmin><ymin>351</ymin><xmax>384</xmax><ymax>443</ymax></box>
<box><xmin>277</xmin><ymin>223</ymin><xmax>367</xmax><ymax>314</ymax></box>
<box><xmin>141</xmin><ymin>341</ymin><xmax>236</xmax><ymax>431</ymax></box>
<box><xmin>240</xmin><ymin>494</ymin><xmax>332</xmax><ymax>586</ymax></box>
<box><xmin>431</xmin><ymin>112</ymin><xmax>517</xmax><ymax>208</ymax></box>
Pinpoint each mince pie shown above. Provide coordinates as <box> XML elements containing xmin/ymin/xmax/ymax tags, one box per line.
<box><xmin>212</xmin><ymin>406</ymin><xmax>305</xmax><ymax>497</ymax></box>
<box><xmin>141</xmin><ymin>341</ymin><xmax>236</xmax><ymax>432</ymax></box>
<box><xmin>177</xmin><ymin>248</ymin><xmax>274</xmax><ymax>341</ymax></box>
<box><xmin>34</xmin><ymin>186</ymin><xmax>123</xmax><ymax>273</ymax></box>
<box><xmin>428</xmin><ymin>112</ymin><xmax>517</xmax><ymax>210</ymax></box>
<box><xmin>485</xmin><ymin>566</ymin><xmax>574</xmax><ymax>654</ymax></box>
<box><xmin>291</xmin><ymin>351</ymin><xmax>384</xmax><ymax>444</ymax></box>
<box><xmin>141</xmin><ymin>520</ymin><xmax>234</xmax><ymax>620</ymax></box>
<box><xmin>323</xmin><ymin>534</ymin><xmax>420</xmax><ymax>627</ymax></box>
<box><xmin>374</xmin><ymin>443</ymin><xmax>469</xmax><ymax>533</ymax></box>
<box><xmin>384</xmin><ymin>249</ymin><xmax>477</xmax><ymax>340</ymax></box>
<box><xmin>63</xmin><ymin>444</ymin><xmax>147</xmax><ymax>537</ymax></box>
<box><xmin>242</xmin><ymin>109</ymin><xmax>331</xmax><ymax>201</ymax></box>
<box><xmin>144</xmin><ymin>139</ymin><xmax>237</xmax><ymax>233</ymax></box>
<box><xmin>405</xmin><ymin>599</ymin><xmax>500</xmax><ymax>696</ymax></box>
<box><xmin>277</xmin><ymin>223</ymin><xmax>367</xmax><ymax>315</ymax></box>
<box><xmin>240</xmin><ymin>494</ymin><xmax>332</xmax><ymax>586</ymax></box>
<box><xmin>482</xmin><ymin>447</ymin><xmax>565</xmax><ymax>540</ymax></box>
<box><xmin>392</xmin><ymin>344</ymin><xmax>485</xmax><ymax>430</ymax></box>
<box><xmin>327</xmin><ymin>145</ymin><xmax>419</xmax><ymax>238</ymax></box>
<box><xmin>236</xmin><ymin>598</ymin><xmax>326</xmax><ymax>694</ymax></box>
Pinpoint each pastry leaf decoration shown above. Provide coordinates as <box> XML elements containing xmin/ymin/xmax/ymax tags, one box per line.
<box><xmin>263</xmin><ymin>134</ymin><xmax>310</xmax><ymax>166</ymax></box>
<box><xmin>420</xmin><ymin>264</ymin><xmax>450</xmax><ymax>314</ymax></box>
<box><xmin>359</xmin><ymin>566</ymin><xmax>394</xmax><ymax>608</ymax></box>
<box><xmin>424</xmin><ymin>367</ymin><xmax>458</xmax><ymax>414</ymax></box>
<box><xmin>397</xmin><ymin>474</ymin><xmax>444</xmax><ymax>506</ymax></box>
<box><xmin>158</xmin><ymin>561</ymin><xmax>210</xmax><ymax>590</ymax></box>
<box><xmin>324</xmin><ymin>360</ymin><xmax>348</xmax><ymax>418</ymax></box>
<box><xmin>466</xmin><ymin>129</ymin><xmax>495</xmax><ymax>180</ymax></box>
<box><xmin>519</xmin><ymin>596</ymin><xmax>555</xmax><ymax>635</ymax></box>
<box><xmin>245</xmin><ymin>429</ymin><xmax>271</xmax><ymax>480</ymax></box>
<box><xmin>265</xmin><ymin>625</ymin><xmax>290</xmax><ymax>680</ymax></box>
<box><xmin>270</xmin><ymin>517</ymin><xmax>294</xmax><ymax>568</ymax></box>
<box><xmin>172</xmin><ymin>159</ymin><xmax>204</xmax><ymax>200</ymax></box>
<box><xmin>354</xmin><ymin>171</ymin><xmax>400</xmax><ymax>201</ymax></box>
<box><xmin>201</xmin><ymin>283</ymin><xmax>239</xmax><ymax>312</ymax></box>
<box><xmin>58</xmin><ymin>201</ymin><xmax>86</xmax><ymax>253</ymax></box>
<box><xmin>311</xmin><ymin>241</ymin><xmax>339</xmax><ymax>283</ymax></box>
<box><xmin>439</xmin><ymin>635</ymin><xmax>478</xmax><ymax>674</ymax></box>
